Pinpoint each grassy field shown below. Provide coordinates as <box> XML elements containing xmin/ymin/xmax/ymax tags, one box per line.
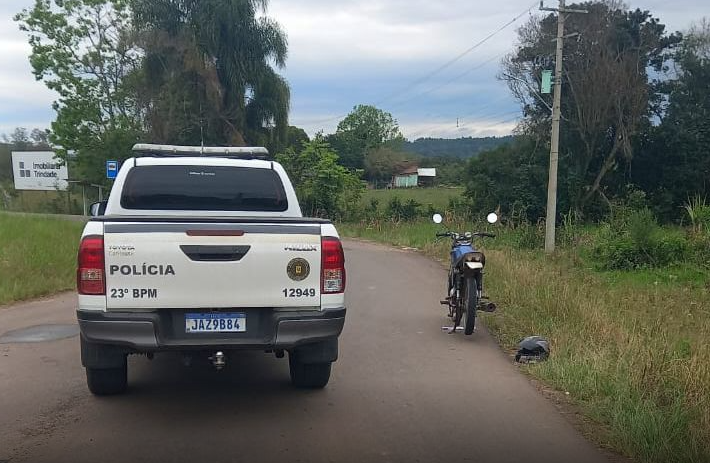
<box><xmin>0</xmin><ymin>212</ymin><xmax>85</xmax><ymax>305</ymax></box>
<box><xmin>0</xmin><ymin>181</ymin><xmax>99</xmax><ymax>215</ymax></box>
<box><xmin>361</xmin><ymin>187</ymin><xmax>464</xmax><ymax>211</ymax></box>
<box><xmin>339</xmin><ymin>219</ymin><xmax>710</xmax><ymax>463</ymax></box>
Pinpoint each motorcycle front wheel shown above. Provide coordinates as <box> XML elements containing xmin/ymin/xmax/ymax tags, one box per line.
<box><xmin>461</xmin><ymin>276</ymin><xmax>478</xmax><ymax>335</ymax></box>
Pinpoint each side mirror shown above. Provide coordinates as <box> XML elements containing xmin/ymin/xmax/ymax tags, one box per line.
<box><xmin>432</xmin><ymin>213</ymin><xmax>443</xmax><ymax>224</ymax></box>
<box><xmin>487</xmin><ymin>212</ymin><xmax>498</xmax><ymax>224</ymax></box>
<box><xmin>89</xmin><ymin>200</ymin><xmax>108</xmax><ymax>217</ymax></box>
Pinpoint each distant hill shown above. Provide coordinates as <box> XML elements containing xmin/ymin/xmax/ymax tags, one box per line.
<box><xmin>403</xmin><ymin>136</ymin><xmax>515</xmax><ymax>159</ymax></box>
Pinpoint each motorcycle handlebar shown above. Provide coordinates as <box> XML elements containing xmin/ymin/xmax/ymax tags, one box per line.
<box><xmin>435</xmin><ymin>232</ymin><xmax>496</xmax><ymax>239</ymax></box>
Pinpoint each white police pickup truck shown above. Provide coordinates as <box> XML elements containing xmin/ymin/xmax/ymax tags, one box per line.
<box><xmin>77</xmin><ymin>144</ymin><xmax>346</xmax><ymax>395</ymax></box>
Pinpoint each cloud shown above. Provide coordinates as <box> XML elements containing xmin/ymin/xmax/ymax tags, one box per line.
<box><xmin>0</xmin><ymin>4</ymin><xmax>57</xmax><ymax>134</ymax></box>
<box><xmin>272</xmin><ymin>0</ymin><xmax>525</xmax><ymax>70</ymax></box>
<box><xmin>401</xmin><ymin>117</ymin><xmax>520</xmax><ymax>139</ymax></box>
<box><xmin>0</xmin><ymin>0</ymin><xmax>706</xmax><ymax>141</ymax></box>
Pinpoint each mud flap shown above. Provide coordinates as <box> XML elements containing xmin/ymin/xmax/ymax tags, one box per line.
<box><xmin>291</xmin><ymin>338</ymin><xmax>338</xmax><ymax>364</ymax></box>
<box><xmin>81</xmin><ymin>336</ymin><xmax>127</xmax><ymax>369</ymax></box>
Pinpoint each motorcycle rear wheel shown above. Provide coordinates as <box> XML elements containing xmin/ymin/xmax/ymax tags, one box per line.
<box><xmin>461</xmin><ymin>277</ymin><xmax>478</xmax><ymax>335</ymax></box>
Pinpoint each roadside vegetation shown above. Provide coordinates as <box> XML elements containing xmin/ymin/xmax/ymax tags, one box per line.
<box><xmin>361</xmin><ymin>187</ymin><xmax>464</xmax><ymax>216</ymax></box>
<box><xmin>340</xmin><ymin>203</ymin><xmax>710</xmax><ymax>463</ymax></box>
<box><xmin>0</xmin><ymin>213</ymin><xmax>84</xmax><ymax>305</ymax></box>
<box><xmin>0</xmin><ymin>187</ymin><xmax>89</xmax><ymax>215</ymax></box>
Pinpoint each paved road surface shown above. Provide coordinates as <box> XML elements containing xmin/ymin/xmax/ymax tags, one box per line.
<box><xmin>0</xmin><ymin>240</ymin><xmax>611</xmax><ymax>463</ymax></box>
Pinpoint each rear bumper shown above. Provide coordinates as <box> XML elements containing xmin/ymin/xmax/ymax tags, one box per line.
<box><xmin>77</xmin><ymin>307</ymin><xmax>346</xmax><ymax>352</ymax></box>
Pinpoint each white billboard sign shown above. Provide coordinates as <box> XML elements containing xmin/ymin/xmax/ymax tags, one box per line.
<box><xmin>11</xmin><ymin>151</ymin><xmax>69</xmax><ymax>191</ymax></box>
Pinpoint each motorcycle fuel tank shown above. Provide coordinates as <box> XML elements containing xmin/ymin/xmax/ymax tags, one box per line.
<box><xmin>450</xmin><ymin>243</ymin><xmax>475</xmax><ymax>262</ymax></box>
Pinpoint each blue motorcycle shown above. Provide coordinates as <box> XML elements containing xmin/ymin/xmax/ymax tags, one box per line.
<box><xmin>433</xmin><ymin>213</ymin><xmax>498</xmax><ymax>335</ymax></box>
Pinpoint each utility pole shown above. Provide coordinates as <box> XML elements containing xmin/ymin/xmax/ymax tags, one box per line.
<box><xmin>540</xmin><ymin>0</ymin><xmax>587</xmax><ymax>253</ymax></box>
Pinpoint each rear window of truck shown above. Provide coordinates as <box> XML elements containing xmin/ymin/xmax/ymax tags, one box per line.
<box><xmin>120</xmin><ymin>165</ymin><xmax>288</xmax><ymax>211</ymax></box>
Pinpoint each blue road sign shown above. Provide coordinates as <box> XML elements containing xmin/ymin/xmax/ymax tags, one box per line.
<box><xmin>106</xmin><ymin>160</ymin><xmax>118</xmax><ymax>179</ymax></box>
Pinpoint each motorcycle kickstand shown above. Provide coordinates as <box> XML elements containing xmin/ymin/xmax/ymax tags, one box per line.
<box><xmin>449</xmin><ymin>318</ymin><xmax>460</xmax><ymax>334</ymax></box>
<box><xmin>441</xmin><ymin>316</ymin><xmax>463</xmax><ymax>334</ymax></box>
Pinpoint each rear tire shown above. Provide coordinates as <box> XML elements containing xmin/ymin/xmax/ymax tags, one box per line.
<box><xmin>289</xmin><ymin>355</ymin><xmax>331</xmax><ymax>389</ymax></box>
<box><xmin>462</xmin><ymin>277</ymin><xmax>478</xmax><ymax>335</ymax></box>
<box><xmin>86</xmin><ymin>364</ymin><xmax>127</xmax><ymax>395</ymax></box>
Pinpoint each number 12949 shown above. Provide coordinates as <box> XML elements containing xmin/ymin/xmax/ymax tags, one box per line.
<box><xmin>283</xmin><ymin>288</ymin><xmax>317</xmax><ymax>298</ymax></box>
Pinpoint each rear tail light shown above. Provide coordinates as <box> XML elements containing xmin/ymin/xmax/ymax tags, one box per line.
<box><xmin>321</xmin><ymin>237</ymin><xmax>345</xmax><ymax>294</ymax></box>
<box><xmin>77</xmin><ymin>235</ymin><xmax>105</xmax><ymax>295</ymax></box>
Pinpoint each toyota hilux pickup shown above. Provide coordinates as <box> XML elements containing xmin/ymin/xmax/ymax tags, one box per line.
<box><xmin>77</xmin><ymin>144</ymin><xmax>346</xmax><ymax>395</ymax></box>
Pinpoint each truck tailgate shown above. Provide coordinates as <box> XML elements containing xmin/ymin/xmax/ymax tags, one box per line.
<box><xmin>103</xmin><ymin>222</ymin><xmax>322</xmax><ymax>310</ymax></box>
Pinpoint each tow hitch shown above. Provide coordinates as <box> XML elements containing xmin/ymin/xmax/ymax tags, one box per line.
<box><xmin>209</xmin><ymin>351</ymin><xmax>226</xmax><ymax>370</ymax></box>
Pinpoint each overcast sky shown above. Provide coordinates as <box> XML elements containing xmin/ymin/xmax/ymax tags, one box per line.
<box><xmin>0</xmin><ymin>0</ymin><xmax>706</xmax><ymax>140</ymax></box>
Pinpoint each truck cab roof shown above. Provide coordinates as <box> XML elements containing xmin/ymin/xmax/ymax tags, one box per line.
<box><xmin>104</xmin><ymin>150</ymin><xmax>302</xmax><ymax>218</ymax></box>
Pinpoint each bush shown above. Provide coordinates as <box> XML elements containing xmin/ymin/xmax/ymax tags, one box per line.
<box><xmin>689</xmin><ymin>234</ymin><xmax>710</xmax><ymax>269</ymax></box>
<box><xmin>447</xmin><ymin>196</ymin><xmax>472</xmax><ymax>217</ymax></box>
<box><xmin>594</xmin><ymin>208</ymin><xmax>689</xmax><ymax>270</ymax></box>
<box><xmin>628</xmin><ymin>208</ymin><xmax>656</xmax><ymax>251</ymax></box>
<box><xmin>560</xmin><ymin>210</ymin><xmax>582</xmax><ymax>247</ymax></box>
<box><xmin>365</xmin><ymin>198</ymin><xmax>380</xmax><ymax>219</ymax></box>
<box><xmin>684</xmin><ymin>195</ymin><xmax>710</xmax><ymax>235</ymax></box>
<box><xmin>386</xmin><ymin>197</ymin><xmax>422</xmax><ymax>221</ymax></box>
<box><xmin>513</xmin><ymin>223</ymin><xmax>542</xmax><ymax>250</ymax></box>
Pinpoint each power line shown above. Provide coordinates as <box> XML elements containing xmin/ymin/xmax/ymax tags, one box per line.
<box><xmin>459</xmin><ymin>110</ymin><xmax>521</xmax><ymax>129</ymax></box>
<box><xmin>385</xmin><ymin>52</ymin><xmax>505</xmax><ymax>110</ymax></box>
<box><xmin>405</xmin><ymin>110</ymin><xmax>520</xmax><ymax>141</ymax></box>
<box><xmin>373</xmin><ymin>1</ymin><xmax>539</xmax><ymax>106</ymax></box>
<box><xmin>299</xmin><ymin>1</ymin><xmax>540</xmax><ymax>128</ymax></box>
<box><xmin>471</xmin><ymin>113</ymin><xmax>522</xmax><ymax>131</ymax></box>
<box><xmin>403</xmin><ymin>94</ymin><xmax>517</xmax><ymax>139</ymax></box>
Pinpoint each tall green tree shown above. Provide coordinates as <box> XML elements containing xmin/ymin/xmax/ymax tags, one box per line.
<box><xmin>419</xmin><ymin>156</ymin><xmax>468</xmax><ymax>186</ymax></box>
<box><xmin>16</xmin><ymin>0</ymin><xmax>144</xmax><ymax>186</ymax></box>
<box><xmin>280</xmin><ymin>126</ymin><xmax>310</xmax><ymax>153</ymax></box>
<box><xmin>276</xmin><ymin>137</ymin><xmax>364</xmax><ymax>219</ymax></box>
<box><xmin>634</xmin><ymin>20</ymin><xmax>710</xmax><ymax>220</ymax></box>
<box><xmin>363</xmin><ymin>146</ymin><xmax>410</xmax><ymax>185</ymax></box>
<box><xmin>501</xmin><ymin>1</ymin><xmax>681</xmax><ymax>216</ymax></box>
<box><xmin>465</xmin><ymin>137</ymin><xmax>549</xmax><ymax>222</ymax></box>
<box><xmin>1</xmin><ymin>128</ymin><xmax>50</xmax><ymax>152</ymax></box>
<box><xmin>327</xmin><ymin>105</ymin><xmax>404</xmax><ymax>169</ymax></box>
<box><xmin>132</xmin><ymin>0</ymin><xmax>290</xmax><ymax>150</ymax></box>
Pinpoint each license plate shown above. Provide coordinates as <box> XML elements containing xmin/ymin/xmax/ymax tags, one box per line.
<box><xmin>185</xmin><ymin>313</ymin><xmax>246</xmax><ymax>333</ymax></box>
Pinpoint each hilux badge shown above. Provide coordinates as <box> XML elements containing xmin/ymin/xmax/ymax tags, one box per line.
<box><xmin>287</xmin><ymin>258</ymin><xmax>310</xmax><ymax>281</ymax></box>
<box><xmin>284</xmin><ymin>244</ymin><xmax>317</xmax><ymax>252</ymax></box>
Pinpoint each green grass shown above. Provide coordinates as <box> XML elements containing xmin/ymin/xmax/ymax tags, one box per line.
<box><xmin>598</xmin><ymin>265</ymin><xmax>708</xmax><ymax>288</ymax></box>
<box><xmin>0</xmin><ymin>212</ymin><xmax>84</xmax><ymax>305</ymax></box>
<box><xmin>360</xmin><ymin>187</ymin><xmax>464</xmax><ymax>212</ymax></box>
<box><xmin>1</xmin><ymin>180</ymin><xmax>94</xmax><ymax>215</ymax></box>
<box><xmin>340</xmin><ymin>219</ymin><xmax>710</xmax><ymax>463</ymax></box>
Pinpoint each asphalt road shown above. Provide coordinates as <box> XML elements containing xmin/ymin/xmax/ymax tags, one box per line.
<box><xmin>0</xmin><ymin>240</ymin><xmax>612</xmax><ymax>463</ymax></box>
